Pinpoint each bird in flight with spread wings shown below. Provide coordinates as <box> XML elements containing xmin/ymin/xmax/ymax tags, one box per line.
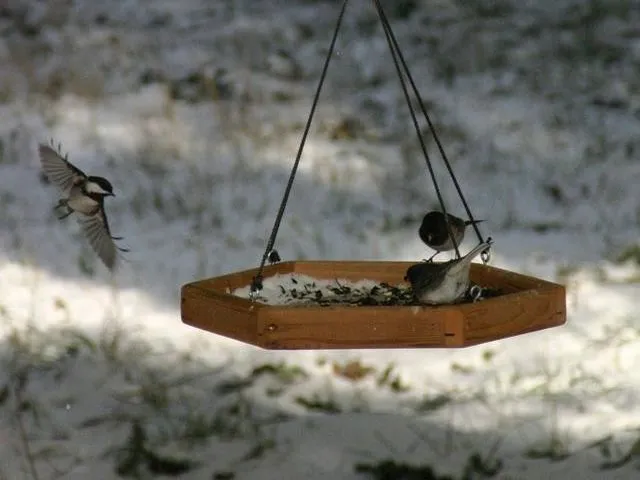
<box><xmin>38</xmin><ymin>141</ymin><xmax>128</xmax><ymax>271</ymax></box>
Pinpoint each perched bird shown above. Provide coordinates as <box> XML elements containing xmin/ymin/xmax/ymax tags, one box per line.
<box><xmin>404</xmin><ymin>241</ymin><xmax>491</xmax><ymax>305</ymax></box>
<box><xmin>38</xmin><ymin>142</ymin><xmax>128</xmax><ymax>270</ymax></box>
<box><xmin>419</xmin><ymin>211</ymin><xmax>484</xmax><ymax>261</ymax></box>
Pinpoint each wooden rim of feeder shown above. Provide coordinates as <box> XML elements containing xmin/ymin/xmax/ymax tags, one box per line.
<box><xmin>180</xmin><ymin>261</ymin><xmax>566</xmax><ymax>350</ymax></box>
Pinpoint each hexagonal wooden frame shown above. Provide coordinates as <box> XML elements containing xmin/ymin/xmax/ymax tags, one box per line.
<box><xmin>180</xmin><ymin>261</ymin><xmax>566</xmax><ymax>349</ymax></box>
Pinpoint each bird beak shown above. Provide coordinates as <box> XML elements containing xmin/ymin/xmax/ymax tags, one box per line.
<box><xmin>110</xmin><ymin>193</ymin><xmax>116</xmax><ymax>197</ymax></box>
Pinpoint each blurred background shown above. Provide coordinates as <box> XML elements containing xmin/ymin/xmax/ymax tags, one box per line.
<box><xmin>0</xmin><ymin>0</ymin><xmax>639</xmax><ymax>478</ymax></box>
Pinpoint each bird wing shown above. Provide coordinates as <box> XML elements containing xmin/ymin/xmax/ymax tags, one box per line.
<box><xmin>406</xmin><ymin>261</ymin><xmax>449</xmax><ymax>290</ymax></box>
<box><xmin>38</xmin><ymin>144</ymin><xmax>87</xmax><ymax>192</ymax></box>
<box><xmin>76</xmin><ymin>204</ymin><xmax>127</xmax><ymax>271</ymax></box>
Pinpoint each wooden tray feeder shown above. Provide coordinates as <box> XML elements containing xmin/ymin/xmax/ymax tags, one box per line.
<box><xmin>180</xmin><ymin>0</ymin><xmax>567</xmax><ymax>349</ymax></box>
<box><xmin>181</xmin><ymin>261</ymin><xmax>566</xmax><ymax>349</ymax></box>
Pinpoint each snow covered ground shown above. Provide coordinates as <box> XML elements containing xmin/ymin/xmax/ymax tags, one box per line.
<box><xmin>0</xmin><ymin>0</ymin><xmax>639</xmax><ymax>478</ymax></box>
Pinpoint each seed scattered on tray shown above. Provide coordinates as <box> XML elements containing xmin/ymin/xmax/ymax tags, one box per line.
<box><xmin>233</xmin><ymin>273</ymin><xmax>503</xmax><ymax>307</ymax></box>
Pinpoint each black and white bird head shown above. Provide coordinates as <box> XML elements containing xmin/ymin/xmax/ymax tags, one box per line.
<box><xmin>85</xmin><ymin>176</ymin><xmax>115</xmax><ymax>197</ymax></box>
<box><xmin>38</xmin><ymin>141</ymin><xmax>128</xmax><ymax>271</ymax></box>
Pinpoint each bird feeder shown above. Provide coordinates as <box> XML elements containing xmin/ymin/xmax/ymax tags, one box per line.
<box><xmin>180</xmin><ymin>0</ymin><xmax>566</xmax><ymax>349</ymax></box>
<box><xmin>181</xmin><ymin>261</ymin><xmax>565</xmax><ymax>349</ymax></box>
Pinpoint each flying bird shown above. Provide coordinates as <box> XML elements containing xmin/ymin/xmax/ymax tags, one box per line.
<box><xmin>419</xmin><ymin>211</ymin><xmax>484</xmax><ymax>261</ymax></box>
<box><xmin>38</xmin><ymin>142</ymin><xmax>128</xmax><ymax>270</ymax></box>
<box><xmin>405</xmin><ymin>241</ymin><xmax>492</xmax><ymax>305</ymax></box>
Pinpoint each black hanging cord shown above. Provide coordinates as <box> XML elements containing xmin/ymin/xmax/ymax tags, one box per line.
<box><xmin>250</xmin><ymin>0</ymin><xmax>350</xmax><ymax>295</ymax></box>
<box><xmin>372</xmin><ymin>0</ymin><xmax>484</xmax><ymax>245</ymax></box>
<box><xmin>371</xmin><ymin>0</ymin><xmax>460</xmax><ymax>256</ymax></box>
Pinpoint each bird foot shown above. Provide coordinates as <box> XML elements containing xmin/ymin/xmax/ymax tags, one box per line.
<box><xmin>422</xmin><ymin>252</ymin><xmax>439</xmax><ymax>263</ymax></box>
<box><xmin>53</xmin><ymin>200</ymin><xmax>73</xmax><ymax>219</ymax></box>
